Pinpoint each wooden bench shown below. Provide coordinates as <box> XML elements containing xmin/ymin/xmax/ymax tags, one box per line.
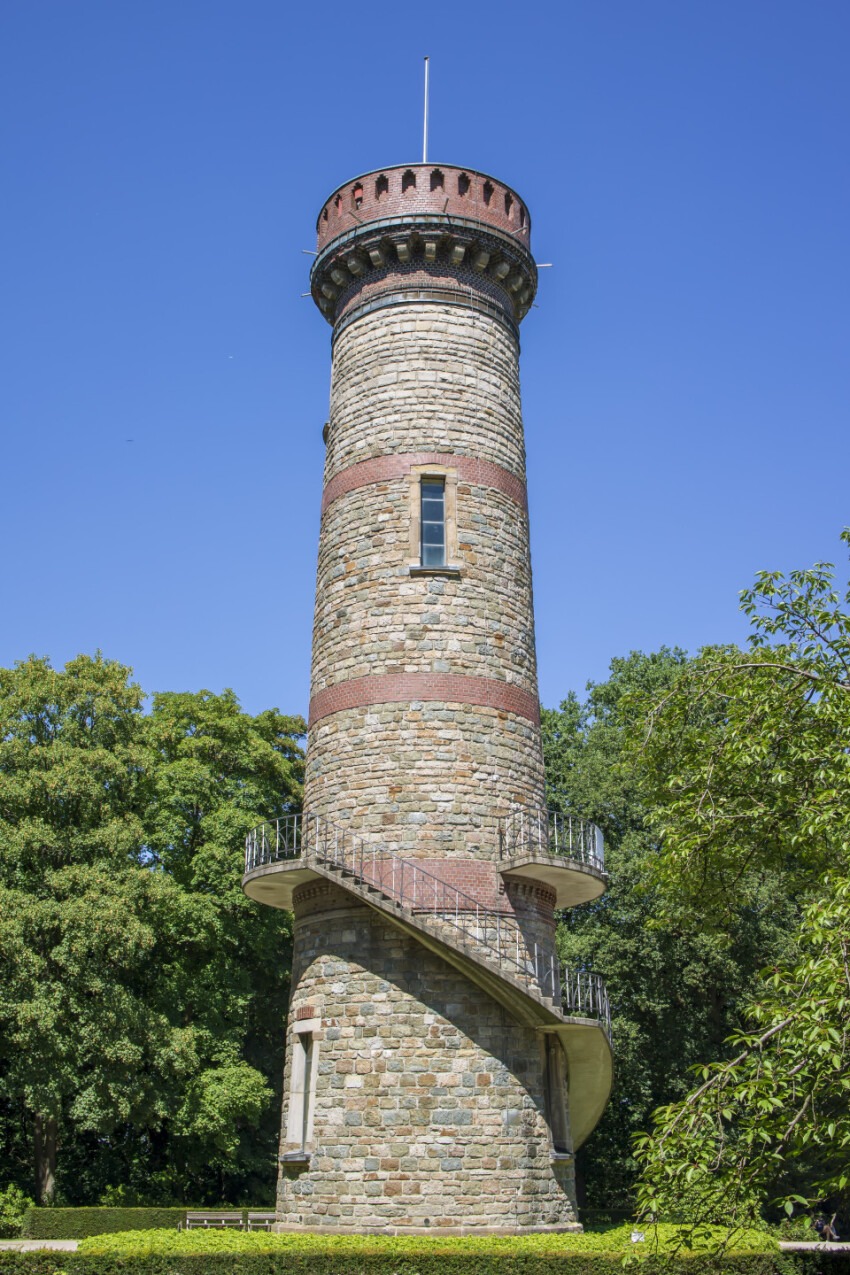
<box><xmin>183</xmin><ymin>1212</ymin><xmax>244</xmax><ymax>1230</ymax></box>
<box><xmin>247</xmin><ymin>1212</ymin><xmax>277</xmax><ymax>1231</ymax></box>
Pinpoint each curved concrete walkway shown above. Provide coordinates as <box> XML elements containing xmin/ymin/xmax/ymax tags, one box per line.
<box><xmin>0</xmin><ymin>1240</ymin><xmax>79</xmax><ymax>1251</ymax></box>
<box><xmin>779</xmin><ymin>1241</ymin><xmax>850</xmax><ymax>1252</ymax></box>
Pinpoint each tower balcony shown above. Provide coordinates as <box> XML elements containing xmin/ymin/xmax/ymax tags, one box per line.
<box><xmin>498</xmin><ymin>808</ymin><xmax>607</xmax><ymax>907</ymax></box>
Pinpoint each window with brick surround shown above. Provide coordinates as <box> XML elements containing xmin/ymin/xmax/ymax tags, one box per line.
<box><xmin>420</xmin><ymin>478</ymin><xmax>446</xmax><ymax>567</ymax></box>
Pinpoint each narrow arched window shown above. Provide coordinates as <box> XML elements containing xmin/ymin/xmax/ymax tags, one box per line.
<box><xmin>504</xmin><ymin>192</ymin><xmax>514</xmax><ymax>219</ymax></box>
<box><xmin>458</xmin><ymin>173</ymin><xmax>470</xmax><ymax>197</ymax></box>
<box><xmin>375</xmin><ymin>174</ymin><xmax>389</xmax><ymax>200</ymax></box>
<box><xmin>352</xmin><ymin>184</ymin><xmax>363</xmax><ymax>209</ymax></box>
<box><xmin>334</xmin><ymin>194</ymin><xmax>342</xmax><ymax>216</ymax></box>
<box><xmin>402</xmin><ymin>169</ymin><xmax>416</xmax><ymax>192</ymax></box>
<box><xmin>483</xmin><ymin>181</ymin><xmax>493</xmax><ymax>206</ymax></box>
<box><xmin>430</xmin><ymin>168</ymin><xmax>444</xmax><ymax>192</ymax></box>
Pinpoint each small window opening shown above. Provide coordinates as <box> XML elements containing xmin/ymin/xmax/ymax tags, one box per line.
<box><xmin>483</xmin><ymin>181</ymin><xmax>493</xmax><ymax>206</ymax></box>
<box><xmin>290</xmin><ymin>1030</ymin><xmax>315</xmax><ymax>1153</ymax></box>
<box><xmin>334</xmin><ymin>194</ymin><xmax>342</xmax><ymax>216</ymax></box>
<box><xmin>420</xmin><ymin>479</ymin><xmax>446</xmax><ymax>567</ymax></box>
<box><xmin>300</xmin><ymin>1034</ymin><xmax>313</xmax><ymax>1149</ymax></box>
<box><xmin>544</xmin><ymin>1036</ymin><xmax>570</xmax><ymax>1156</ymax></box>
<box><xmin>519</xmin><ymin>205</ymin><xmax>526</xmax><ymax>228</ymax></box>
<box><xmin>402</xmin><ymin>169</ymin><xmax>416</xmax><ymax>192</ymax></box>
<box><xmin>504</xmin><ymin>191</ymin><xmax>514</xmax><ymax>218</ymax></box>
<box><xmin>352</xmin><ymin>184</ymin><xmax>363</xmax><ymax>208</ymax></box>
<box><xmin>322</xmin><ymin>207</ymin><xmax>328</xmax><ymax>223</ymax></box>
<box><xmin>430</xmin><ymin>168</ymin><xmax>444</xmax><ymax>192</ymax></box>
<box><xmin>458</xmin><ymin>173</ymin><xmax>470</xmax><ymax>197</ymax></box>
<box><xmin>376</xmin><ymin>174</ymin><xmax>389</xmax><ymax>200</ymax></box>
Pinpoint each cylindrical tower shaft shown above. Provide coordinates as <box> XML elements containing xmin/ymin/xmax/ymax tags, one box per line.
<box><xmin>306</xmin><ymin>164</ymin><xmax>543</xmax><ymax>865</ymax></box>
<box><xmin>243</xmin><ymin>163</ymin><xmax>612</xmax><ymax>1234</ymax></box>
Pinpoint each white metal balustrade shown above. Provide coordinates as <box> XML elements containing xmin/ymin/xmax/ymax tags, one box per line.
<box><xmin>498</xmin><ymin>807</ymin><xmax>605</xmax><ymax>873</ymax></box>
<box><xmin>245</xmin><ymin>812</ymin><xmax>611</xmax><ymax>1033</ymax></box>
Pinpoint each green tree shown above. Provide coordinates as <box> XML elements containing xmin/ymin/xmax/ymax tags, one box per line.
<box><xmin>136</xmin><ymin>688</ymin><xmax>304</xmax><ymax>1203</ymax></box>
<box><xmin>629</xmin><ymin>530</ymin><xmax>850</xmax><ymax>922</ymax></box>
<box><xmin>0</xmin><ymin>654</ymin><xmax>199</xmax><ymax>1202</ymax></box>
<box><xmin>634</xmin><ymin>881</ymin><xmax>850</xmax><ymax>1232</ymax></box>
<box><xmin>0</xmin><ymin>659</ymin><xmax>305</xmax><ymax>1206</ymax></box>
<box><xmin>628</xmin><ymin>531</ymin><xmax>850</xmax><ymax>1225</ymax></box>
<box><xmin>541</xmin><ymin>651</ymin><xmax>796</xmax><ymax>1208</ymax></box>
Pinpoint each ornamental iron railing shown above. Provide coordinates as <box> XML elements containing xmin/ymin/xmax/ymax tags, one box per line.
<box><xmin>498</xmin><ymin>807</ymin><xmax>605</xmax><ymax>873</ymax></box>
<box><xmin>245</xmin><ymin>812</ymin><xmax>610</xmax><ymax>1033</ymax></box>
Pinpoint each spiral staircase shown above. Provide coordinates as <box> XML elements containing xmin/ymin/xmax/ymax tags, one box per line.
<box><xmin>242</xmin><ymin>810</ymin><xmax>613</xmax><ymax>1148</ymax></box>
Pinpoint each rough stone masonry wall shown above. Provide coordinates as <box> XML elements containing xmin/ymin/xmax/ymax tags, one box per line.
<box><xmin>277</xmin><ymin>883</ymin><xmax>577</xmax><ymax>1233</ymax></box>
<box><xmin>303</xmin><ymin>302</ymin><xmax>544</xmax><ymax>851</ymax></box>
<box><xmin>323</xmin><ymin>304</ymin><xmax>526</xmax><ymax>480</ymax></box>
<box><xmin>305</xmin><ymin>701</ymin><xmax>542</xmax><ymax>858</ymax></box>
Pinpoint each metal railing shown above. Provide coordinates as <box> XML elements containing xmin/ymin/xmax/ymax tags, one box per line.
<box><xmin>498</xmin><ymin>807</ymin><xmax>605</xmax><ymax>872</ymax></box>
<box><xmin>245</xmin><ymin>812</ymin><xmax>610</xmax><ymax>1033</ymax></box>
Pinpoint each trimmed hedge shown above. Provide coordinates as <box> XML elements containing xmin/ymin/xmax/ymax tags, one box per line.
<box><xmin>5</xmin><ymin>1223</ymin><xmax>849</xmax><ymax>1275</ymax></box>
<box><xmin>2</xmin><ymin>1253</ymin><xmax>849</xmax><ymax>1275</ymax></box>
<box><xmin>21</xmin><ymin>1209</ymin><xmax>189</xmax><ymax>1239</ymax></box>
<box><xmin>74</xmin><ymin>1225</ymin><xmax>779</xmax><ymax>1257</ymax></box>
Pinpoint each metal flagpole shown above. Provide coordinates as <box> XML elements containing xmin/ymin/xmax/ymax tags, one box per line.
<box><xmin>422</xmin><ymin>57</ymin><xmax>430</xmax><ymax>163</ymax></box>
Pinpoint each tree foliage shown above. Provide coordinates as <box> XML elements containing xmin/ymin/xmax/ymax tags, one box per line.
<box><xmin>634</xmin><ymin>881</ymin><xmax>850</xmax><ymax>1227</ymax></box>
<box><xmin>0</xmin><ymin>656</ymin><xmax>304</xmax><ymax>1206</ymax></box>
<box><xmin>629</xmin><ymin>530</ymin><xmax>850</xmax><ymax>924</ymax></box>
<box><xmin>628</xmin><ymin>531</ymin><xmax>850</xmax><ymax>1225</ymax></box>
<box><xmin>541</xmin><ymin>651</ymin><xmax>796</xmax><ymax>1208</ymax></box>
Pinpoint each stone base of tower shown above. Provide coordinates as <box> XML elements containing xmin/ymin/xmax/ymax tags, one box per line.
<box><xmin>276</xmin><ymin>881</ymin><xmax>581</xmax><ymax>1233</ymax></box>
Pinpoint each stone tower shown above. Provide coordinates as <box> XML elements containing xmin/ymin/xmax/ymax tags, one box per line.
<box><xmin>243</xmin><ymin>163</ymin><xmax>612</xmax><ymax>1234</ymax></box>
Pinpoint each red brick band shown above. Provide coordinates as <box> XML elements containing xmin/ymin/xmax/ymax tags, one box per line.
<box><xmin>308</xmin><ymin>673</ymin><xmax>539</xmax><ymax>727</ymax></box>
<box><xmin>321</xmin><ymin>452</ymin><xmax>528</xmax><ymax>517</ymax></box>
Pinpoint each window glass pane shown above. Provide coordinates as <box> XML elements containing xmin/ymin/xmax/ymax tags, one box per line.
<box><xmin>420</xmin><ymin>478</ymin><xmax>446</xmax><ymax>567</ymax></box>
<box><xmin>422</xmin><ymin>542</ymin><xmax>445</xmax><ymax>567</ymax></box>
<box><xmin>422</xmin><ymin>521</ymin><xmax>445</xmax><ymax>545</ymax></box>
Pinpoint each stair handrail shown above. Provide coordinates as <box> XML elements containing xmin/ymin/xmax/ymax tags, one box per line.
<box><xmin>246</xmin><ymin>812</ymin><xmax>610</xmax><ymax>1032</ymax></box>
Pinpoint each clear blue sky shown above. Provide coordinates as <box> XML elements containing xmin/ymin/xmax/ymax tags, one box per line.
<box><xmin>3</xmin><ymin>1</ymin><xmax>848</xmax><ymax>716</ymax></box>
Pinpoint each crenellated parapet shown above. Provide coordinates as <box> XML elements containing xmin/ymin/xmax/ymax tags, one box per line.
<box><xmin>310</xmin><ymin>164</ymin><xmax>538</xmax><ymax>333</ymax></box>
